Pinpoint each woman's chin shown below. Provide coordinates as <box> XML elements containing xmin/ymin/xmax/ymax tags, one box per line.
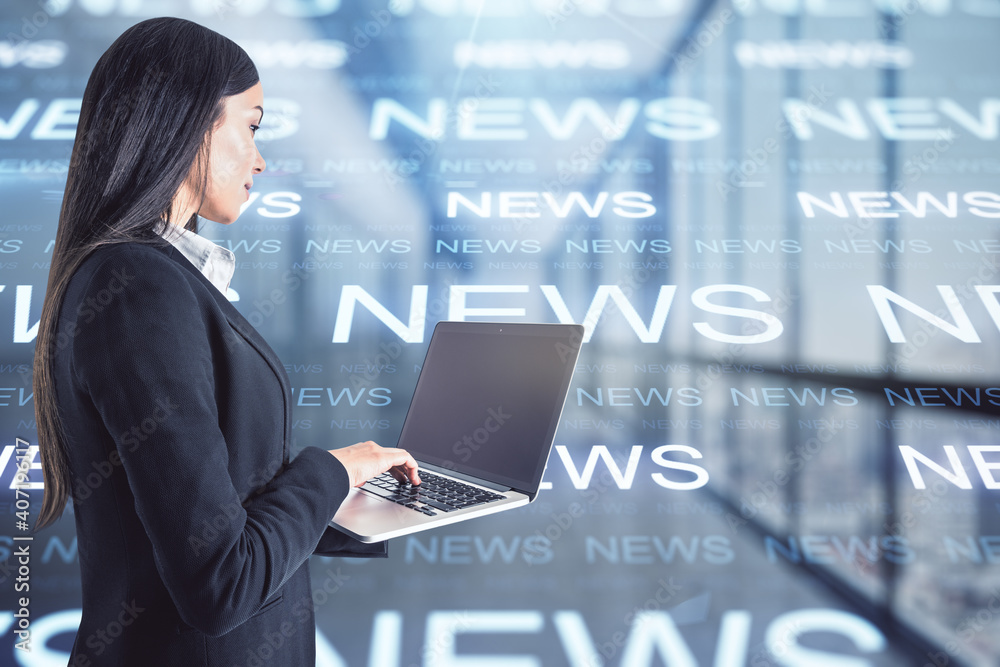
<box><xmin>198</xmin><ymin>211</ymin><xmax>239</xmax><ymax>225</ymax></box>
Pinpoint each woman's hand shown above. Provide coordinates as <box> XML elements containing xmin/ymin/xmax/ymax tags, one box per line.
<box><xmin>329</xmin><ymin>441</ymin><xmax>421</xmax><ymax>488</ymax></box>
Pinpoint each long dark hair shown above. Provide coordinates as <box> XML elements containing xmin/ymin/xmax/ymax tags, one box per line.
<box><xmin>33</xmin><ymin>17</ymin><xmax>259</xmax><ymax>529</ymax></box>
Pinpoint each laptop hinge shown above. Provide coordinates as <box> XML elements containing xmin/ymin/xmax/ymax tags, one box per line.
<box><xmin>419</xmin><ymin>461</ymin><xmax>510</xmax><ymax>493</ymax></box>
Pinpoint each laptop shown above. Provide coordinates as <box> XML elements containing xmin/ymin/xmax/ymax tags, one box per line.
<box><xmin>329</xmin><ymin>320</ymin><xmax>583</xmax><ymax>543</ymax></box>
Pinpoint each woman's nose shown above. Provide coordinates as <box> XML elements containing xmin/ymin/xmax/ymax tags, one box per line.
<box><xmin>253</xmin><ymin>145</ymin><xmax>265</xmax><ymax>174</ymax></box>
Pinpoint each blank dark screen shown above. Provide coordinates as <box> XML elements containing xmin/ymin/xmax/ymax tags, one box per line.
<box><xmin>397</xmin><ymin>323</ymin><xmax>579</xmax><ymax>491</ymax></box>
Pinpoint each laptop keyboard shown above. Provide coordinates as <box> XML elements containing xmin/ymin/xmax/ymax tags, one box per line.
<box><xmin>361</xmin><ymin>470</ymin><xmax>506</xmax><ymax>516</ymax></box>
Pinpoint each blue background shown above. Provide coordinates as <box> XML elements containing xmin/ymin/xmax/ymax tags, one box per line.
<box><xmin>2</xmin><ymin>0</ymin><xmax>1000</xmax><ymax>665</ymax></box>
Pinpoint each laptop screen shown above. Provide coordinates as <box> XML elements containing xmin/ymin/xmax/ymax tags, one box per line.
<box><xmin>395</xmin><ymin>321</ymin><xmax>583</xmax><ymax>493</ymax></box>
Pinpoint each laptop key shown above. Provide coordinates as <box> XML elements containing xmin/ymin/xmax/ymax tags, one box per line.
<box><xmin>422</xmin><ymin>499</ymin><xmax>457</xmax><ymax>512</ymax></box>
<box><xmin>362</xmin><ymin>485</ymin><xmax>395</xmax><ymax>499</ymax></box>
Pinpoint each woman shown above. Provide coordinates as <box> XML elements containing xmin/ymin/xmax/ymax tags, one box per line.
<box><xmin>32</xmin><ymin>17</ymin><xmax>418</xmax><ymax>665</ymax></box>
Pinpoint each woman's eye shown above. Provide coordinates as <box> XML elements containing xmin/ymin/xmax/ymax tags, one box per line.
<box><xmin>250</xmin><ymin>124</ymin><xmax>260</xmax><ymax>136</ymax></box>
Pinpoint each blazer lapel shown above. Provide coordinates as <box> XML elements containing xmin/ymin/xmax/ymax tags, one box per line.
<box><xmin>152</xmin><ymin>242</ymin><xmax>293</xmax><ymax>457</ymax></box>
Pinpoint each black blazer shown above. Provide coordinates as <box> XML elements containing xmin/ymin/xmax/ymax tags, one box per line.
<box><xmin>51</xmin><ymin>239</ymin><xmax>384</xmax><ymax>665</ymax></box>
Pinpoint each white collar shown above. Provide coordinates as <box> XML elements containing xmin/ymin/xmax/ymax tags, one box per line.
<box><xmin>155</xmin><ymin>221</ymin><xmax>235</xmax><ymax>296</ymax></box>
